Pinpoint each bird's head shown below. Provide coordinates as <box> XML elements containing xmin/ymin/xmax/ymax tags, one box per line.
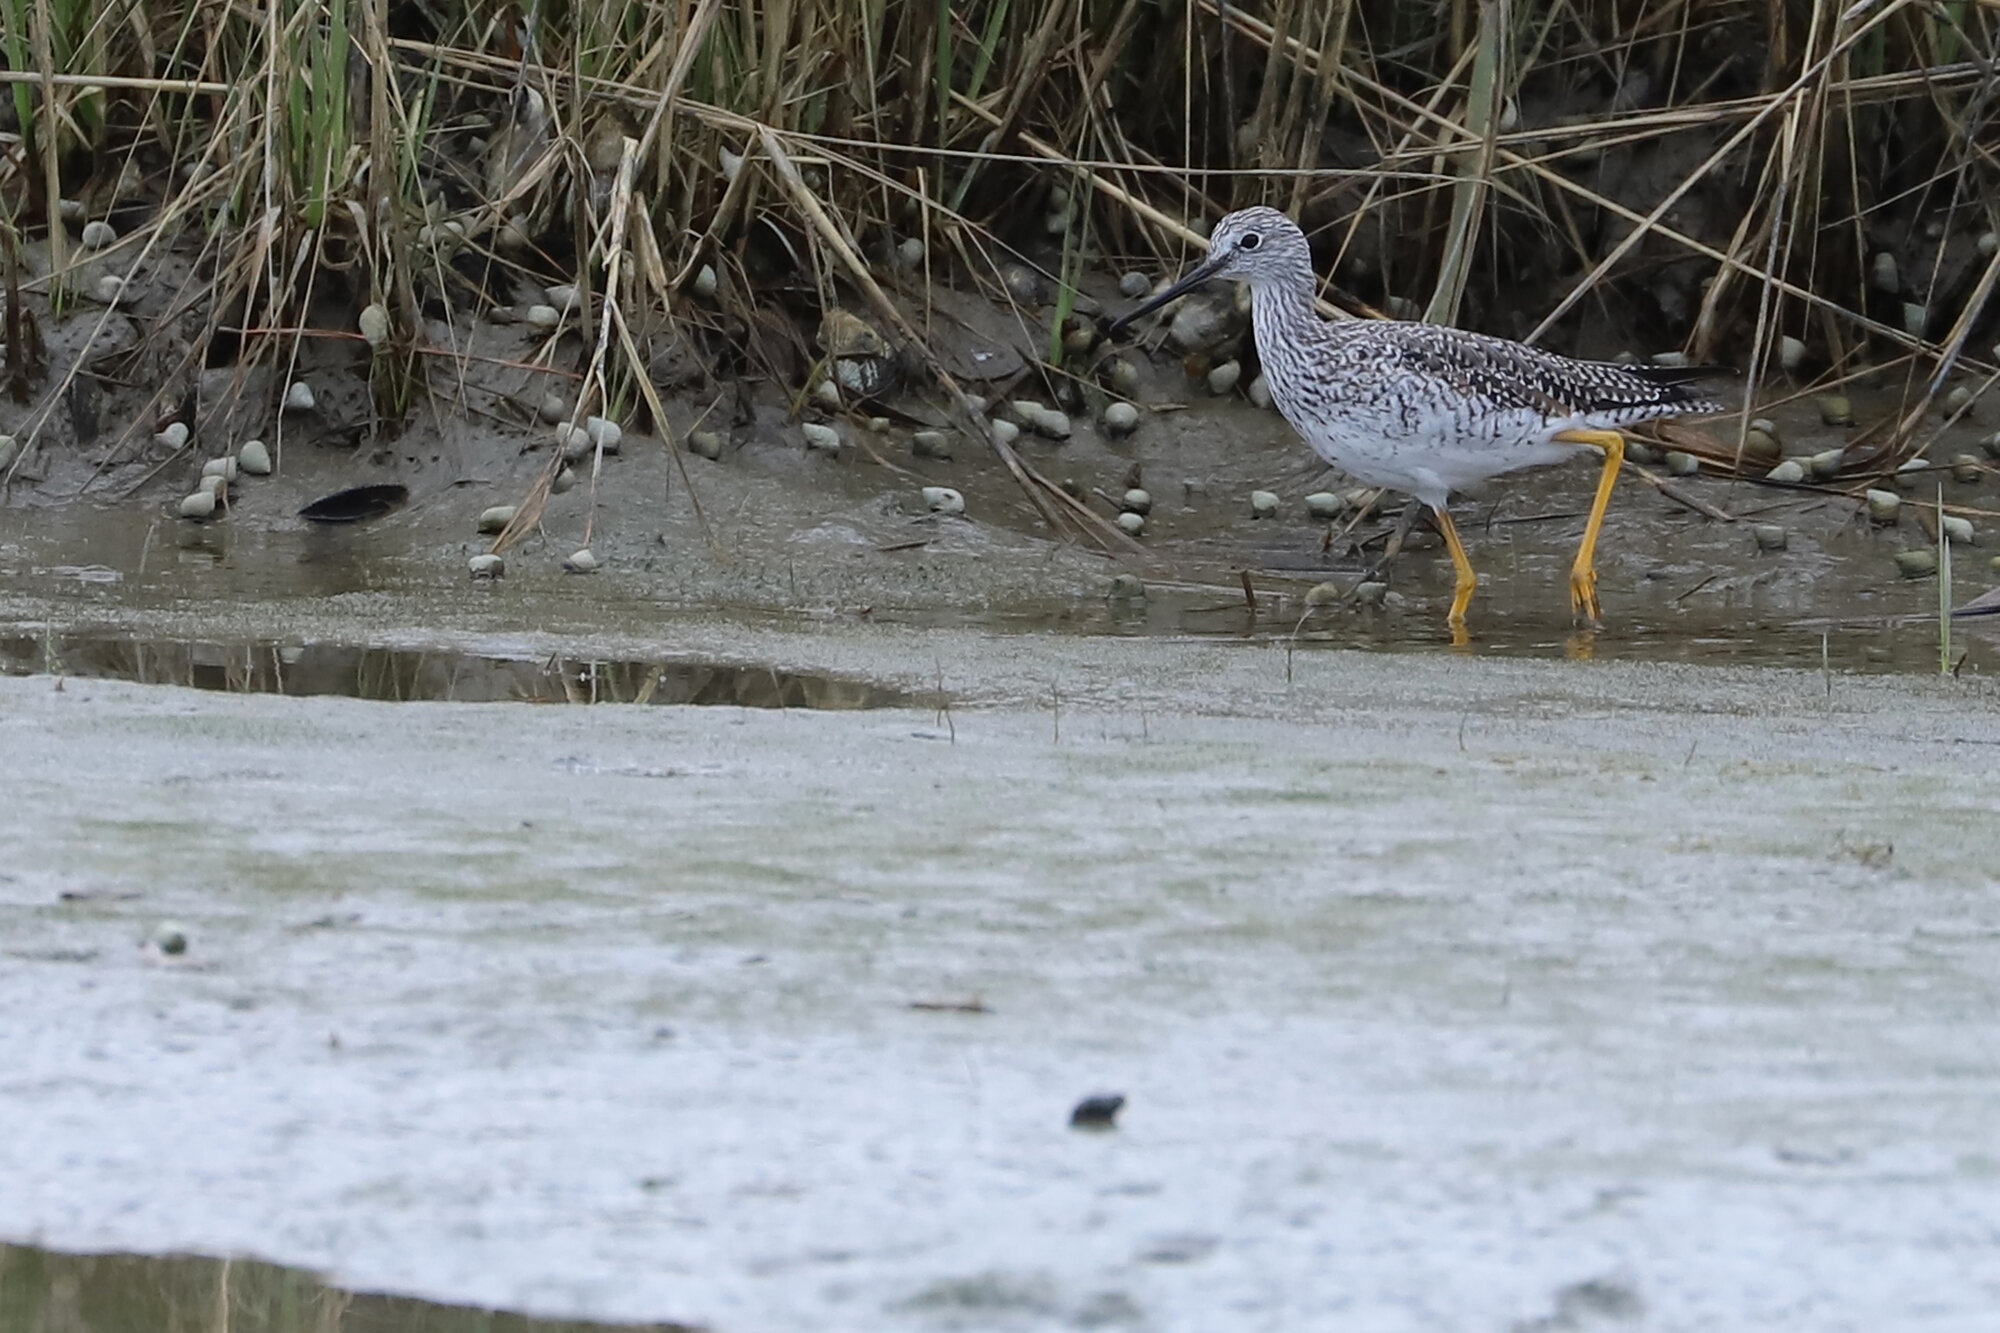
<box><xmin>1106</xmin><ymin>207</ymin><xmax>1309</xmax><ymax>335</ymax></box>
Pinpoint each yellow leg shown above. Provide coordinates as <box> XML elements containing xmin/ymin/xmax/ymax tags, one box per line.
<box><xmin>1553</xmin><ymin>428</ymin><xmax>1625</xmax><ymax>626</ymax></box>
<box><xmin>1431</xmin><ymin>505</ymin><xmax>1478</xmax><ymax>630</ymax></box>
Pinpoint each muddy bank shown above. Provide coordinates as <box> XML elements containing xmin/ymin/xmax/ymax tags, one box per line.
<box><xmin>3</xmin><ymin>625</ymin><xmax>1998</xmax><ymax>1330</ymax></box>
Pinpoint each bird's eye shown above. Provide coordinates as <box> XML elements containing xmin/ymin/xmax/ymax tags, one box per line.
<box><xmin>1239</xmin><ymin>232</ymin><xmax>1262</xmax><ymax>251</ymax></box>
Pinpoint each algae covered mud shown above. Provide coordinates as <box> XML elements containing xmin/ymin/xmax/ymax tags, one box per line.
<box><xmin>3</xmin><ymin>604</ymin><xmax>2000</xmax><ymax>1331</ymax></box>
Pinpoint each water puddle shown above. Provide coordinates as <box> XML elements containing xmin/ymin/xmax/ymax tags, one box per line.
<box><xmin>0</xmin><ymin>631</ymin><xmax>907</xmax><ymax>709</ymax></box>
<box><xmin>0</xmin><ymin>1244</ymin><xmax>699</xmax><ymax>1333</ymax></box>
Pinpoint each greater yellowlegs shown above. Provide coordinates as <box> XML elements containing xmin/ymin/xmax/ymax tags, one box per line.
<box><xmin>1109</xmin><ymin>206</ymin><xmax>1721</xmax><ymax>630</ymax></box>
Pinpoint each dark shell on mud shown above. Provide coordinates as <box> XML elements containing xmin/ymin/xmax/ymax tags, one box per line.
<box><xmin>298</xmin><ymin>484</ymin><xmax>410</xmax><ymax>524</ymax></box>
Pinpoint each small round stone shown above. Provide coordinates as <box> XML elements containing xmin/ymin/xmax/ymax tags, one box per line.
<box><xmin>1941</xmin><ymin>515</ymin><xmax>1975</xmax><ymax>545</ymax></box>
<box><xmin>898</xmin><ymin>237</ymin><xmax>926</xmax><ymax>269</ymax></box>
<box><xmin>199</xmin><ymin>474</ymin><xmax>228</xmax><ymax>497</ymax></box>
<box><xmin>237</xmin><ymin>440</ymin><xmax>272</xmax><ymax>475</ymax></box>
<box><xmin>556</xmin><ymin>422</ymin><xmax>593</xmax><ymax>460</ymax></box>
<box><xmin>1247</xmin><ymin>374</ymin><xmax>1273</xmax><ymax>410</ymax></box>
<box><xmin>1982</xmin><ymin>431</ymin><xmax>2000</xmax><ymax>461</ymax></box>
<box><xmin>1115</xmin><ymin>511</ymin><xmax>1146</xmax><ymax>536</ymax></box>
<box><xmin>153</xmin><ymin>922</ymin><xmax>188</xmax><ymax>955</ymax></box>
<box><xmin>1650</xmin><ymin>350</ymin><xmax>1689</xmax><ymax>368</ymax></box>
<box><xmin>585</xmin><ymin>416</ymin><xmax>622</xmax><ymax>453</ymax></box>
<box><xmin>801</xmin><ymin>422</ymin><xmax>841</xmax><ymax>453</ymax></box>
<box><xmin>1766</xmin><ymin>460</ymin><xmax>1806</xmax><ymax>483</ymax></box>
<box><xmin>812</xmin><ymin>378</ymin><xmax>843</xmax><ymax>409</ymax></box>
<box><xmin>1355</xmin><ymin>580</ymin><xmax>1389</xmax><ymax>606</ymax></box>
<box><xmin>1207</xmin><ymin>360</ymin><xmax>1242</xmax><ymax>396</ymax></box>
<box><xmin>990</xmin><ymin>419</ymin><xmax>1021</xmax><ymax>447</ymax></box>
<box><xmin>1664</xmin><ymin>450</ymin><xmax>1700</xmax><ymax>476</ymax></box>
<box><xmin>201</xmin><ymin>456</ymin><xmax>239</xmax><ymax>482</ymax></box>
<box><xmin>910</xmin><ymin>430</ymin><xmax>951</xmax><ymax>460</ymax></box>
<box><xmin>476</xmin><ymin>505</ymin><xmax>517</xmax><ymax>534</ymax></box>
<box><xmin>1871</xmin><ymin>251</ymin><xmax>1899</xmax><ymax>292</ymax></box>
<box><xmin>468</xmin><ymin>553</ymin><xmax>505</xmax><ymax>579</ymax></box>
<box><xmin>524</xmin><ymin>303</ymin><xmax>562</xmax><ymax>329</ymax></box>
<box><xmin>1895</xmin><ymin>549</ymin><xmax>1937</xmax><ymax>578</ymax></box>
<box><xmin>1818</xmin><ymin>394</ymin><xmax>1853</xmax><ymax>426</ymax></box>
<box><xmin>1107</xmin><ymin>358</ymin><xmax>1141</xmax><ymax>397</ymax></box>
<box><xmin>1249</xmin><ymin>490</ymin><xmax>1279</xmax><ymax>519</ymax></box>
<box><xmin>1753</xmin><ymin>524</ymin><xmax>1788</xmax><ymax>551</ymax></box>
<box><xmin>95</xmin><ymin>274</ymin><xmax>127</xmax><ymax>305</ymax></box>
<box><xmin>1951</xmin><ymin>453</ymin><xmax>1983</xmax><ymax>484</ymax></box>
<box><xmin>1864</xmin><ymin>489</ymin><xmax>1901</xmax><ymax>524</ymax></box>
<box><xmin>688</xmin><ymin>430</ymin><xmax>726</xmax><ymax>460</ymax></box>
<box><xmin>1779</xmin><ymin>335</ymin><xmax>1806</xmax><ymax>372</ymax></box>
<box><xmin>1625</xmin><ymin>441</ymin><xmax>1658</xmax><ymax>465</ymax></box>
<box><xmin>359</xmin><ymin>303</ymin><xmax>391</xmax><ymax>346</ymax></box>
<box><xmin>1062</xmin><ymin>325</ymin><xmax>1096</xmax><ymax>356</ymax></box>
<box><xmin>1030</xmin><ymin>410</ymin><xmax>1072</xmax><ymax>441</ymax></box>
<box><xmin>1893</xmin><ymin>458</ymin><xmax>1930</xmax><ymax>490</ymax></box>
<box><xmin>178</xmin><ymin>490</ymin><xmax>215</xmax><ymax>519</ymax></box>
<box><xmin>1121</xmin><ymin>488</ymin><xmax>1152</xmax><ymax>515</ymax></box>
<box><xmin>1118</xmin><ymin>272</ymin><xmax>1150</xmax><ymax>299</ymax></box>
<box><xmin>537</xmin><ymin>393</ymin><xmax>570</xmax><ymax>424</ymax></box>
<box><xmin>80</xmin><ymin>220</ymin><xmax>117</xmax><ymax>249</ymax></box>
<box><xmin>1102</xmin><ymin>402</ymin><xmax>1139</xmax><ymax>437</ymax></box>
<box><xmin>561</xmin><ymin>548</ymin><xmax>600</xmax><ymax>574</ymax></box>
<box><xmin>550</xmin><ymin>466</ymin><xmax>577</xmax><ymax>494</ymax></box>
<box><xmin>157</xmin><ymin>422</ymin><xmax>190</xmax><ymax>450</ymax></box>
<box><xmin>1741</xmin><ymin>428</ymin><xmax>1781</xmax><ymax>464</ymax></box>
<box><xmin>1807</xmin><ymin>448</ymin><xmax>1846</xmax><ymax>480</ymax></box>
<box><xmin>284</xmin><ymin>381</ymin><xmax>317</xmax><ymax>412</ymax></box>
<box><xmin>693</xmin><ymin>265</ymin><xmax>718</xmax><ymax>299</ymax></box>
<box><xmin>1107</xmin><ymin>573</ymin><xmax>1146</xmax><ymax>599</ymax></box>
<box><xmin>1304</xmin><ymin>492</ymin><xmax>1343</xmax><ymax>520</ymax></box>
<box><xmin>922</xmin><ymin>486</ymin><xmax>965</xmax><ymax>516</ymax></box>
<box><xmin>1943</xmin><ymin>385</ymin><xmax>1978</xmax><ymax>417</ymax></box>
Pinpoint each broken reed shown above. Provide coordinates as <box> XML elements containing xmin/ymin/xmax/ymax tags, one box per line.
<box><xmin>0</xmin><ymin>0</ymin><xmax>1992</xmax><ymax>456</ymax></box>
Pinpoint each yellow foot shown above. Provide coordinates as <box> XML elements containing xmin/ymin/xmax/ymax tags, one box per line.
<box><xmin>1569</xmin><ymin>562</ymin><xmax>1602</xmax><ymax>627</ymax></box>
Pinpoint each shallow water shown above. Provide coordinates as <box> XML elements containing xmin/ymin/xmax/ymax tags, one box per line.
<box><xmin>2</xmin><ymin>626</ymin><xmax>1997</xmax><ymax>1331</ymax></box>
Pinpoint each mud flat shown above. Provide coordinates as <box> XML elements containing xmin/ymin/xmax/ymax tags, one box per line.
<box><xmin>3</xmin><ymin>616</ymin><xmax>1998</xmax><ymax>1331</ymax></box>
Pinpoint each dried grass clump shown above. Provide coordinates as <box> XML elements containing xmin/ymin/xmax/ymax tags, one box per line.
<box><xmin>0</xmin><ymin>0</ymin><xmax>1992</xmax><ymax>495</ymax></box>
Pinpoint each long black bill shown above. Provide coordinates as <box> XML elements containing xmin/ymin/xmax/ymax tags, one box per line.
<box><xmin>1102</xmin><ymin>252</ymin><xmax>1232</xmax><ymax>338</ymax></box>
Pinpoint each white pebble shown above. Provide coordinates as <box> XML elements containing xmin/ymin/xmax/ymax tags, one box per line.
<box><xmin>1902</xmin><ymin>303</ymin><xmax>1928</xmax><ymax>338</ymax></box>
<box><xmin>1030</xmin><ymin>409</ymin><xmax>1072</xmax><ymax>441</ymax></box>
<box><xmin>359</xmin><ymin>303</ymin><xmax>391</xmax><ymax>346</ymax></box>
<box><xmin>718</xmin><ymin>146</ymin><xmax>744</xmax><ymax>182</ymax></box>
<box><xmin>990</xmin><ymin>419</ymin><xmax>1020</xmax><ymax>447</ymax></box>
<box><xmin>693</xmin><ymin>264</ymin><xmax>718</xmax><ymax>299</ymax></box>
<box><xmin>1247</xmin><ymin>374</ymin><xmax>1273</xmax><ymax>410</ymax></box>
<box><xmin>538</xmin><ymin>393</ymin><xmax>569</xmax><ymax>424</ymax></box>
<box><xmin>476</xmin><ymin>505</ymin><xmax>517</xmax><ymax>534</ymax></box>
<box><xmin>1979</xmin><ymin>232</ymin><xmax>1999</xmax><ymax>258</ymax></box>
<box><xmin>1304</xmin><ymin>491</ymin><xmax>1343</xmax><ymax>519</ymax></box>
<box><xmin>1864</xmin><ymin>489</ymin><xmax>1901</xmax><ymax>524</ymax></box>
<box><xmin>1119</xmin><ymin>272</ymin><xmax>1150</xmax><ymax>299</ymax></box>
<box><xmin>898</xmin><ymin>237</ymin><xmax>925</xmax><ymax>268</ymax></box>
<box><xmin>1664</xmin><ymin>450</ymin><xmax>1700</xmax><ymax>476</ymax></box>
<box><xmin>1766</xmin><ymin>460</ymin><xmax>1806</xmax><ymax>483</ymax></box>
<box><xmin>178</xmin><ymin>490</ymin><xmax>215</xmax><ymax>519</ymax></box>
<box><xmin>1121</xmin><ymin>488</ymin><xmax>1152</xmax><ymax>515</ymax></box>
<box><xmin>562</xmin><ymin>548</ymin><xmax>600</xmax><ymax>573</ymax></box>
<box><xmin>812</xmin><ymin>377</ymin><xmax>843</xmax><ymax>409</ymax></box>
<box><xmin>237</xmin><ymin>440</ymin><xmax>271</xmax><ymax>475</ymax></box>
<box><xmin>1207</xmin><ymin>360</ymin><xmax>1242</xmax><ymax>396</ymax></box>
<box><xmin>199</xmin><ymin>473</ymin><xmax>228</xmax><ymax>497</ymax></box>
<box><xmin>201</xmin><ymin>456</ymin><xmax>238</xmax><ymax>482</ymax></box>
<box><xmin>584</xmin><ymin>416</ymin><xmax>622</xmax><ymax>452</ymax></box>
<box><xmin>524</xmin><ymin>304</ymin><xmax>562</xmax><ymax>329</ymax></box>
<box><xmin>555</xmin><ymin>421</ymin><xmax>593</xmax><ymax>460</ymax></box>
<box><xmin>801</xmin><ymin>422</ymin><xmax>841</xmax><ymax>453</ymax></box>
<box><xmin>1808</xmin><ymin>447</ymin><xmax>1845</xmax><ymax>480</ymax></box>
<box><xmin>1115</xmin><ymin>511</ymin><xmax>1146</xmax><ymax>536</ymax></box>
<box><xmin>910</xmin><ymin>430</ymin><xmax>950</xmax><ymax>459</ymax></box>
<box><xmin>1650</xmin><ymin>350</ymin><xmax>1689</xmax><ymax>368</ymax></box>
<box><xmin>545</xmin><ymin>283</ymin><xmax>582</xmax><ymax>314</ymax></box>
<box><xmin>56</xmin><ymin>198</ymin><xmax>83</xmax><ymax>221</ymax></box>
<box><xmin>922</xmin><ymin>486</ymin><xmax>965</xmax><ymax>516</ymax></box>
<box><xmin>1943</xmin><ymin>385</ymin><xmax>1976</xmax><ymax>417</ymax></box>
<box><xmin>80</xmin><ymin>220</ymin><xmax>116</xmax><ymax>249</ymax></box>
<box><xmin>550</xmin><ymin>466</ymin><xmax>577</xmax><ymax>494</ymax></box>
<box><xmin>156</xmin><ymin>422</ymin><xmax>190</xmax><ymax>450</ymax></box>
<box><xmin>1102</xmin><ymin>402</ymin><xmax>1139</xmax><ymax>437</ymax></box>
<box><xmin>688</xmin><ymin>430</ymin><xmax>726</xmax><ymax>460</ymax></box>
<box><xmin>1779</xmin><ymin>335</ymin><xmax>1806</xmax><ymax>372</ymax></box>
<box><xmin>284</xmin><ymin>381</ymin><xmax>316</xmax><ymax>412</ymax></box>
<box><xmin>1942</xmin><ymin>515</ymin><xmax>1975</xmax><ymax>545</ymax></box>
<box><xmin>1249</xmin><ymin>490</ymin><xmax>1279</xmax><ymax>518</ymax></box>
<box><xmin>1871</xmin><ymin>251</ymin><xmax>1900</xmax><ymax>293</ymax></box>
<box><xmin>95</xmin><ymin>274</ymin><xmax>127</xmax><ymax>305</ymax></box>
<box><xmin>468</xmin><ymin>553</ymin><xmax>505</xmax><ymax>579</ymax></box>
<box><xmin>1893</xmin><ymin>458</ymin><xmax>1930</xmax><ymax>491</ymax></box>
